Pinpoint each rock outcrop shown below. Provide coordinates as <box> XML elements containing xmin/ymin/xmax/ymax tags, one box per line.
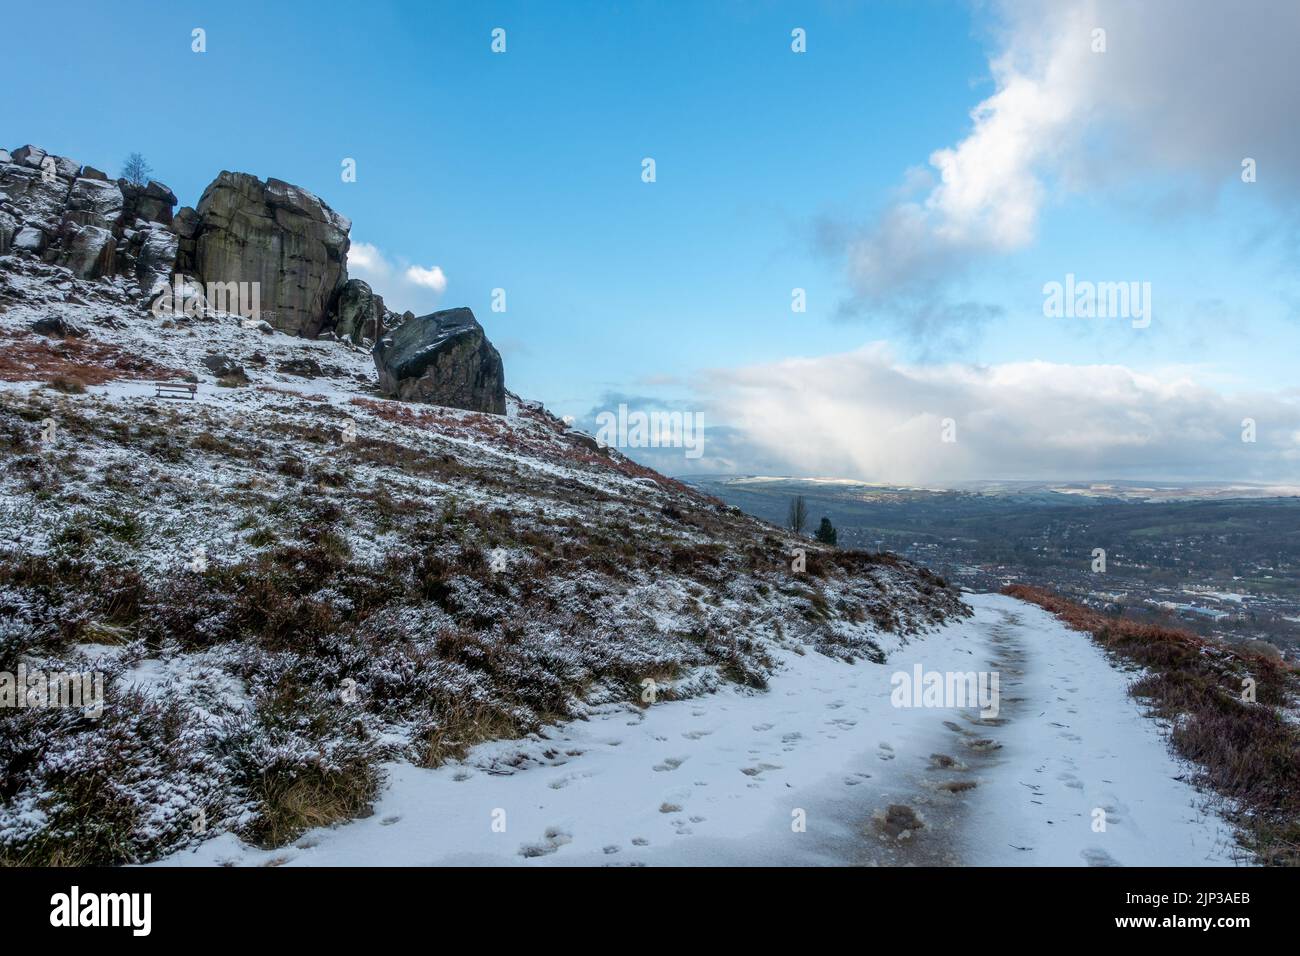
<box><xmin>3</xmin><ymin>141</ymin><xmax>509</xmax><ymax>413</ymax></box>
<box><xmin>0</xmin><ymin>143</ymin><xmax>179</xmax><ymax>283</ymax></box>
<box><xmin>192</xmin><ymin>172</ymin><xmax>350</xmax><ymax>337</ymax></box>
<box><xmin>330</xmin><ymin>278</ymin><xmax>389</xmax><ymax>344</ymax></box>
<box><xmin>373</xmin><ymin>307</ymin><xmax>506</xmax><ymax>415</ymax></box>
<box><xmin>1</xmin><ymin>143</ymin><xmax>378</xmax><ymax>337</ymax></box>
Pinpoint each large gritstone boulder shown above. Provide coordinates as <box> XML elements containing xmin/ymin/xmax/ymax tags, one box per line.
<box><xmin>373</xmin><ymin>307</ymin><xmax>506</xmax><ymax>415</ymax></box>
<box><xmin>193</xmin><ymin>172</ymin><xmax>350</xmax><ymax>337</ymax></box>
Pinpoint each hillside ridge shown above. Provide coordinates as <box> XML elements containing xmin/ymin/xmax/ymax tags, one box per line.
<box><xmin>0</xmin><ymin>147</ymin><xmax>968</xmax><ymax>864</ymax></box>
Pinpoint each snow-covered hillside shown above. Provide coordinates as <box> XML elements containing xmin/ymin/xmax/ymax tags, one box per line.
<box><xmin>160</xmin><ymin>594</ymin><xmax>1238</xmax><ymax>867</ymax></box>
<box><xmin>0</xmin><ymin>252</ymin><xmax>967</xmax><ymax>864</ymax></box>
<box><xmin>0</xmin><ymin>251</ymin><xmax>1257</xmax><ymax>868</ymax></box>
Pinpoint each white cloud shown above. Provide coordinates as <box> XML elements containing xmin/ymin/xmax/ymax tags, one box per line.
<box><xmin>404</xmin><ymin>264</ymin><xmax>447</xmax><ymax>293</ymax></box>
<box><xmin>695</xmin><ymin>344</ymin><xmax>1300</xmax><ymax>483</ymax></box>
<box><xmin>842</xmin><ymin>0</ymin><xmax>1300</xmax><ymax>318</ymax></box>
<box><xmin>345</xmin><ymin>241</ymin><xmax>447</xmax><ymax>313</ymax></box>
<box><xmin>348</xmin><ymin>241</ymin><xmax>392</xmax><ymax>280</ymax></box>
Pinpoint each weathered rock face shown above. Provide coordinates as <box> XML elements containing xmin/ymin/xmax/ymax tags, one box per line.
<box><xmin>0</xmin><ymin>210</ymin><xmax>15</xmax><ymax>255</ymax></box>
<box><xmin>0</xmin><ymin>143</ymin><xmax>179</xmax><ymax>282</ymax></box>
<box><xmin>123</xmin><ymin>180</ymin><xmax>177</xmax><ymax>227</ymax></box>
<box><xmin>193</xmin><ymin>172</ymin><xmax>350</xmax><ymax>337</ymax></box>
<box><xmin>172</xmin><ymin>205</ymin><xmax>200</xmax><ymax>274</ymax></box>
<box><xmin>55</xmin><ymin>223</ymin><xmax>115</xmax><ymax>278</ymax></box>
<box><xmin>64</xmin><ymin>178</ymin><xmax>124</xmax><ymax>230</ymax></box>
<box><xmin>0</xmin><ymin>160</ymin><xmax>70</xmax><ymax>231</ymax></box>
<box><xmin>0</xmin><ymin>143</ymin><xmax>512</xmax><ymax>407</ymax></box>
<box><xmin>373</xmin><ymin>307</ymin><xmax>506</xmax><ymax>415</ymax></box>
<box><xmin>134</xmin><ymin>228</ymin><xmax>180</xmax><ymax>296</ymax></box>
<box><xmin>330</xmin><ymin>278</ymin><xmax>388</xmax><ymax>344</ymax></box>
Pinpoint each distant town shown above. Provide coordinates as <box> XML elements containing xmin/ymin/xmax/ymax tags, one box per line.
<box><xmin>686</xmin><ymin>477</ymin><xmax>1300</xmax><ymax>660</ymax></box>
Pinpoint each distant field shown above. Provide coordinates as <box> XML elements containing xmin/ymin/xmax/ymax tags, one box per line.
<box><xmin>686</xmin><ymin>476</ymin><xmax>1300</xmax><ymax>653</ymax></box>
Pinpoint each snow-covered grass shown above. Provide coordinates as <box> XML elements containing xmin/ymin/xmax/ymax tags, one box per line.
<box><xmin>159</xmin><ymin>594</ymin><xmax>1240</xmax><ymax>867</ymax></box>
<box><xmin>0</xmin><ymin>253</ymin><xmax>967</xmax><ymax>864</ymax></box>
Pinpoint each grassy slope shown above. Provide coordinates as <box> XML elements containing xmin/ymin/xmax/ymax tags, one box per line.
<box><xmin>0</xmin><ymin>255</ymin><xmax>968</xmax><ymax>863</ymax></box>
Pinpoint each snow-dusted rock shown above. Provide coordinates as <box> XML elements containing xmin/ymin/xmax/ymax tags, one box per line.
<box><xmin>0</xmin><ymin>209</ymin><xmax>15</xmax><ymax>254</ymax></box>
<box><xmin>63</xmin><ymin>176</ymin><xmax>124</xmax><ymax>230</ymax></box>
<box><xmin>373</xmin><ymin>306</ymin><xmax>506</xmax><ymax>415</ymax></box>
<box><xmin>55</xmin><ymin>222</ymin><xmax>115</xmax><ymax>278</ymax></box>
<box><xmin>122</xmin><ymin>179</ymin><xmax>177</xmax><ymax>226</ymax></box>
<box><xmin>201</xmin><ymin>352</ymin><xmax>245</xmax><ymax>378</ymax></box>
<box><xmin>13</xmin><ymin>225</ymin><xmax>45</xmax><ymax>252</ymax></box>
<box><xmin>330</xmin><ymin>277</ymin><xmax>389</xmax><ymax>344</ymax></box>
<box><xmin>0</xmin><ymin>161</ymin><xmax>70</xmax><ymax>229</ymax></box>
<box><xmin>50</xmin><ymin>155</ymin><xmax>80</xmax><ymax>181</ymax></box>
<box><xmin>135</xmin><ymin>227</ymin><xmax>179</xmax><ymax>295</ymax></box>
<box><xmin>11</xmin><ymin>144</ymin><xmax>47</xmax><ymax>168</ymax></box>
<box><xmin>148</xmin><ymin>273</ymin><xmax>208</xmax><ymax>316</ymax></box>
<box><xmin>31</xmin><ymin>314</ymin><xmax>88</xmax><ymax>337</ymax></box>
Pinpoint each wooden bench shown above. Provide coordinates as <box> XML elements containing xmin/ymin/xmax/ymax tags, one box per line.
<box><xmin>154</xmin><ymin>381</ymin><xmax>197</xmax><ymax>400</ymax></box>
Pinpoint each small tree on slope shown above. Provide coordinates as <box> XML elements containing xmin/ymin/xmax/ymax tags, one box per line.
<box><xmin>814</xmin><ymin>517</ymin><xmax>837</xmax><ymax>546</ymax></box>
<box><xmin>787</xmin><ymin>495</ymin><xmax>808</xmax><ymax>535</ymax></box>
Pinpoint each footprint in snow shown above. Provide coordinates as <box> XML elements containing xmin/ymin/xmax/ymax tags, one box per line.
<box><xmin>962</xmin><ymin>712</ymin><xmax>1008</xmax><ymax>727</ymax></box>
<box><xmin>1081</xmin><ymin>847</ymin><xmax>1120</xmax><ymax>867</ymax></box>
<box><xmin>1058</xmin><ymin>772</ymin><xmax>1084</xmax><ymax>789</ymax></box>
<box><xmin>752</xmin><ymin>722</ymin><xmax>775</xmax><ymax>731</ymax></box>
<box><xmin>549</xmin><ymin>772</ymin><xmax>589</xmax><ymax>790</ymax></box>
<box><xmin>631</xmin><ymin>837</ymin><xmax>649</xmax><ymax>846</ymax></box>
<box><xmin>380</xmin><ymin>815</ymin><xmax>401</xmax><ymax>826</ymax></box>
<box><xmin>652</xmin><ymin>757</ymin><xmax>685</xmax><ymax>772</ymax></box>
<box><xmin>878</xmin><ymin>742</ymin><xmax>896</xmax><ymax>761</ymax></box>
<box><xmin>871</xmin><ymin>803</ymin><xmax>925</xmax><ymax>841</ymax></box>
<box><xmin>519</xmin><ymin>827</ymin><xmax>572</xmax><ymax>858</ymax></box>
<box><xmin>681</xmin><ymin>729</ymin><xmax>712</xmax><ymax>740</ymax></box>
<box><xmin>936</xmin><ymin>779</ymin><xmax>978</xmax><ymax>794</ymax></box>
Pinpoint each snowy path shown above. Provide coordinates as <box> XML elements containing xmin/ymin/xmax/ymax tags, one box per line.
<box><xmin>162</xmin><ymin>594</ymin><xmax>1240</xmax><ymax>866</ymax></box>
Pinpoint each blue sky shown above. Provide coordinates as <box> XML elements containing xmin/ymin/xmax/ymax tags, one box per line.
<box><xmin>4</xmin><ymin>0</ymin><xmax>1299</xmax><ymax>482</ymax></box>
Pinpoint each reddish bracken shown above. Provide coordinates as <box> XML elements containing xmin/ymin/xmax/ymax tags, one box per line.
<box><xmin>0</xmin><ymin>332</ymin><xmax>186</xmax><ymax>385</ymax></box>
<box><xmin>1004</xmin><ymin>583</ymin><xmax>1300</xmax><ymax>865</ymax></box>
